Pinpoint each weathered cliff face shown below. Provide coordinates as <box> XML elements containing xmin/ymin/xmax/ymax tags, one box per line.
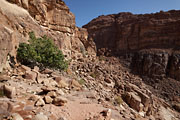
<box><xmin>84</xmin><ymin>10</ymin><xmax>180</xmax><ymax>80</ymax></box>
<box><xmin>83</xmin><ymin>10</ymin><xmax>180</xmax><ymax>54</ymax></box>
<box><xmin>0</xmin><ymin>0</ymin><xmax>95</xmax><ymax>72</ymax></box>
<box><xmin>130</xmin><ymin>50</ymin><xmax>180</xmax><ymax>81</ymax></box>
<box><xmin>7</xmin><ymin>0</ymin><xmax>75</xmax><ymax>33</ymax></box>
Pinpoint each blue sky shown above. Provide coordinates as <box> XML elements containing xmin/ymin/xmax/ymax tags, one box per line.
<box><xmin>64</xmin><ymin>0</ymin><xmax>180</xmax><ymax>27</ymax></box>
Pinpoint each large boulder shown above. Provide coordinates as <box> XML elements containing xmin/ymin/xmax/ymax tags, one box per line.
<box><xmin>0</xmin><ymin>100</ymin><xmax>13</xmax><ymax>117</ymax></box>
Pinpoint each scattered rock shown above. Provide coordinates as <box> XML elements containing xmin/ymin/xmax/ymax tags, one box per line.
<box><xmin>53</xmin><ymin>97</ymin><xmax>67</xmax><ymax>106</ymax></box>
<box><xmin>123</xmin><ymin>92</ymin><xmax>143</xmax><ymax>112</ymax></box>
<box><xmin>42</xmin><ymin>68</ymin><xmax>53</xmax><ymax>74</ymax></box>
<box><xmin>23</xmin><ymin>105</ymin><xmax>34</xmax><ymax>111</ymax></box>
<box><xmin>136</xmin><ymin>90</ymin><xmax>151</xmax><ymax>111</ymax></box>
<box><xmin>71</xmin><ymin>79</ymin><xmax>82</xmax><ymax>90</ymax></box>
<box><xmin>12</xmin><ymin>113</ymin><xmax>24</xmax><ymax>120</ymax></box>
<box><xmin>44</xmin><ymin>96</ymin><xmax>53</xmax><ymax>104</ymax></box>
<box><xmin>47</xmin><ymin>91</ymin><xmax>57</xmax><ymax>98</ymax></box>
<box><xmin>20</xmin><ymin>65</ymin><xmax>31</xmax><ymax>72</ymax></box>
<box><xmin>25</xmin><ymin>70</ymin><xmax>37</xmax><ymax>81</ymax></box>
<box><xmin>41</xmin><ymin>86</ymin><xmax>56</xmax><ymax>93</ymax></box>
<box><xmin>37</xmin><ymin>73</ymin><xmax>47</xmax><ymax>84</ymax></box>
<box><xmin>3</xmin><ymin>85</ymin><xmax>16</xmax><ymax>98</ymax></box>
<box><xmin>56</xmin><ymin>89</ymin><xmax>65</xmax><ymax>96</ymax></box>
<box><xmin>104</xmin><ymin>78</ymin><xmax>112</xmax><ymax>84</ymax></box>
<box><xmin>42</xmin><ymin>79</ymin><xmax>50</xmax><ymax>86</ymax></box>
<box><xmin>35</xmin><ymin>98</ymin><xmax>45</xmax><ymax>107</ymax></box>
<box><xmin>58</xmin><ymin>117</ymin><xmax>67</xmax><ymax>120</ymax></box>
<box><xmin>0</xmin><ymin>100</ymin><xmax>13</xmax><ymax>116</ymax></box>
<box><xmin>173</xmin><ymin>103</ymin><xmax>180</xmax><ymax>112</ymax></box>
<box><xmin>33</xmin><ymin>66</ymin><xmax>39</xmax><ymax>72</ymax></box>
<box><xmin>101</xmin><ymin>109</ymin><xmax>112</xmax><ymax>118</ymax></box>
<box><xmin>0</xmin><ymin>75</ymin><xmax>10</xmax><ymax>82</ymax></box>
<box><xmin>86</xmin><ymin>92</ymin><xmax>96</xmax><ymax>99</ymax></box>
<box><xmin>32</xmin><ymin>113</ymin><xmax>48</xmax><ymax>120</ymax></box>
<box><xmin>56</xmin><ymin>80</ymin><xmax>69</xmax><ymax>88</ymax></box>
<box><xmin>29</xmin><ymin>95</ymin><xmax>40</xmax><ymax>101</ymax></box>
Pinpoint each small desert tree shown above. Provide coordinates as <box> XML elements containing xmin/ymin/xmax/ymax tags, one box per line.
<box><xmin>17</xmin><ymin>32</ymin><xmax>68</xmax><ymax>70</ymax></box>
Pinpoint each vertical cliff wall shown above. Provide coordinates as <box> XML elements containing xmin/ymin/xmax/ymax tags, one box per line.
<box><xmin>83</xmin><ymin>11</ymin><xmax>180</xmax><ymax>54</ymax></box>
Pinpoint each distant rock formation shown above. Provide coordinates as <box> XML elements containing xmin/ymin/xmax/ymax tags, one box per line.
<box><xmin>84</xmin><ymin>10</ymin><xmax>180</xmax><ymax>80</ymax></box>
<box><xmin>83</xmin><ymin>10</ymin><xmax>180</xmax><ymax>54</ymax></box>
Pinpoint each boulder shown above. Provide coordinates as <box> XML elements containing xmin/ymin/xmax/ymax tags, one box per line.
<box><xmin>12</xmin><ymin>113</ymin><xmax>24</xmax><ymax>120</ymax></box>
<box><xmin>55</xmin><ymin>77</ymin><xmax>69</xmax><ymax>88</ymax></box>
<box><xmin>35</xmin><ymin>98</ymin><xmax>45</xmax><ymax>107</ymax></box>
<box><xmin>53</xmin><ymin>97</ymin><xmax>67</xmax><ymax>106</ymax></box>
<box><xmin>36</xmin><ymin>73</ymin><xmax>47</xmax><ymax>84</ymax></box>
<box><xmin>0</xmin><ymin>100</ymin><xmax>13</xmax><ymax>117</ymax></box>
<box><xmin>3</xmin><ymin>85</ymin><xmax>16</xmax><ymax>98</ymax></box>
<box><xmin>41</xmin><ymin>86</ymin><xmax>56</xmax><ymax>93</ymax></box>
<box><xmin>25</xmin><ymin>71</ymin><xmax>37</xmax><ymax>81</ymax></box>
<box><xmin>28</xmin><ymin>95</ymin><xmax>40</xmax><ymax>101</ymax></box>
<box><xmin>173</xmin><ymin>103</ymin><xmax>180</xmax><ymax>112</ymax></box>
<box><xmin>32</xmin><ymin>114</ymin><xmax>48</xmax><ymax>120</ymax></box>
<box><xmin>20</xmin><ymin>65</ymin><xmax>31</xmax><ymax>72</ymax></box>
<box><xmin>136</xmin><ymin>90</ymin><xmax>151</xmax><ymax>111</ymax></box>
<box><xmin>71</xmin><ymin>79</ymin><xmax>82</xmax><ymax>90</ymax></box>
<box><xmin>44</xmin><ymin>96</ymin><xmax>53</xmax><ymax>104</ymax></box>
<box><xmin>42</xmin><ymin>68</ymin><xmax>53</xmax><ymax>74</ymax></box>
<box><xmin>129</xmin><ymin>92</ymin><xmax>143</xmax><ymax>112</ymax></box>
<box><xmin>47</xmin><ymin>91</ymin><xmax>57</xmax><ymax>98</ymax></box>
<box><xmin>123</xmin><ymin>92</ymin><xmax>143</xmax><ymax>112</ymax></box>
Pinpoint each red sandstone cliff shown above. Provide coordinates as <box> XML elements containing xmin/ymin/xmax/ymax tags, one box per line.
<box><xmin>0</xmin><ymin>0</ymin><xmax>95</xmax><ymax>72</ymax></box>
<box><xmin>84</xmin><ymin>10</ymin><xmax>180</xmax><ymax>80</ymax></box>
<box><xmin>83</xmin><ymin>10</ymin><xmax>180</xmax><ymax>54</ymax></box>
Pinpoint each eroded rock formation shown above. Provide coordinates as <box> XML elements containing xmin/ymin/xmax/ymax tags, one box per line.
<box><xmin>0</xmin><ymin>0</ymin><xmax>95</xmax><ymax>72</ymax></box>
<box><xmin>83</xmin><ymin>10</ymin><xmax>180</xmax><ymax>53</ymax></box>
<box><xmin>84</xmin><ymin>10</ymin><xmax>180</xmax><ymax>80</ymax></box>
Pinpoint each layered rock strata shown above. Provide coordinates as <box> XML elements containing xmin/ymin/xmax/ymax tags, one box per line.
<box><xmin>0</xmin><ymin>0</ymin><xmax>95</xmax><ymax>72</ymax></box>
<box><xmin>84</xmin><ymin>10</ymin><xmax>180</xmax><ymax>80</ymax></box>
<box><xmin>83</xmin><ymin>10</ymin><xmax>180</xmax><ymax>54</ymax></box>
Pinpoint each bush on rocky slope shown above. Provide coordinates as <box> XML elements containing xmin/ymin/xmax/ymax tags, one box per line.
<box><xmin>17</xmin><ymin>32</ymin><xmax>68</xmax><ymax>70</ymax></box>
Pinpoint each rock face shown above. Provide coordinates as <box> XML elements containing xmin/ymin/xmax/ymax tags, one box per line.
<box><xmin>0</xmin><ymin>0</ymin><xmax>95</xmax><ymax>72</ymax></box>
<box><xmin>84</xmin><ymin>10</ymin><xmax>180</xmax><ymax>80</ymax></box>
<box><xmin>130</xmin><ymin>50</ymin><xmax>180</xmax><ymax>81</ymax></box>
<box><xmin>7</xmin><ymin>0</ymin><xmax>96</xmax><ymax>56</ymax></box>
<box><xmin>83</xmin><ymin>10</ymin><xmax>180</xmax><ymax>54</ymax></box>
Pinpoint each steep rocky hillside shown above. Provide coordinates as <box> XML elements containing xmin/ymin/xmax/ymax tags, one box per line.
<box><xmin>0</xmin><ymin>0</ymin><xmax>180</xmax><ymax>120</ymax></box>
<box><xmin>83</xmin><ymin>10</ymin><xmax>180</xmax><ymax>80</ymax></box>
<box><xmin>0</xmin><ymin>0</ymin><xmax>95</xmax><ymax>72</ymax></box>
<box><xmin>84</xmin><ymin>10</ymin><xmax>180</xmax><ymax>117</ymax></box>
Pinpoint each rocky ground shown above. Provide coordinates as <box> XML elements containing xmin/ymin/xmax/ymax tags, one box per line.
<box><xmin>0</xmin><ymin>1</ymin><xmax>180</xmax><ymax>120</ymax></box>
<box><xmin>0</xmin><ymin>55</ymin><xmax>180</xmax><ymax>120</ymax></box>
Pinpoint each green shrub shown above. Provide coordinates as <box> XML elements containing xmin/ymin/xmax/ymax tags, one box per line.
<box><xmin>78</xmin><ymin>78</ymin><xmax>86</xmax><ymax>85</ymax></box>
<box><xmin>114</xmin><ymin>96</ymin><xmax>124</xmax><ymax>105</ymax></box>
<box><xmin>99</xmin><ymin>56</ymin><xmax>106</xmax><ymax>61</ymax></box>
<box><xmin>17</xmin><ymin>32</ymin><xmax>68</xmax><ymax>70</ymax></box>
<box><xmin>0</xmin><ymin>89</ymin><xmax>4</xmax><ymax>97</ymax></box>
<box><xmin>90</xmin><ymin>70</ymin><xmax>100</xmax><ymax>79</ymax></box>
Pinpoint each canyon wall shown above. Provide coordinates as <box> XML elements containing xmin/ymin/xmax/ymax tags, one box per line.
<box><xmin>84</xmin><ymin>10</ymin><xmax>180</xmax><ymax>80</ymax></box>
<box><xmin>84</xmin><ymin>10</ymin><xmax>180</xmax><ymax>54</ymax></box>
<box><xmin>0</xmin><ymin>0</ymin><xmax>95</xmax><ymax>72</ymax></box>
